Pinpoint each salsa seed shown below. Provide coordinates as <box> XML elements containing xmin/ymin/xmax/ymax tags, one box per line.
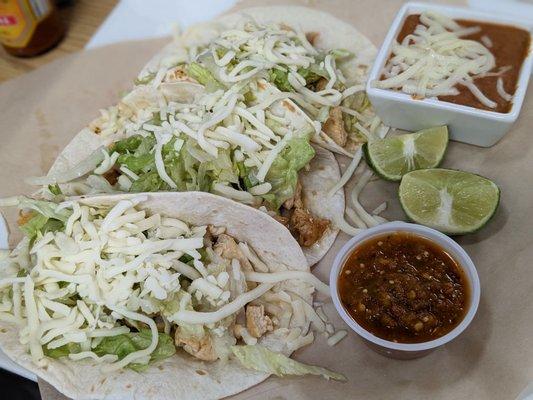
<box><xmin>378</xmin><ymin>241</ymin><xmax>383</xmax><ymax>246</ymax></box>
<box><xmin>360</xmin><ymin>263</ymin><xmax>365</xmax><ymax>268</ymax></box>
<box><xmin>408</xmin><ymin>290</ymin><xmax>416</xmax><ymax>299</ymax></box>
<box><xmin>357</xmin><ymin>303</ymin><xmax>366</xmax><ymax>312</ymax></box>
<box><xmin>362</xmin><ymin>289</ymin><xmax>368</xmax><ymax>293</ymax></box>
<box><xmin>389</xmin><ymin>280</ymin><xmax>395</xmax><ymax>284</ymax></box>
<box><xmin>414</xmin><ymin>322</ymin><xmax>424</xmax><ymax>331</ymax></box>
<box><xmin>345</xmin><ymin>270</ymin><xmax>351</xmax><ymax>275</ymax></box>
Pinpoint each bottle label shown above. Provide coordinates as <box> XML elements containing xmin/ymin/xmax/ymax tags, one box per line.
<box><xmin>0</xmin><ymin>0</ymin><xmax>51</xmax><ymax>48</ymax></box>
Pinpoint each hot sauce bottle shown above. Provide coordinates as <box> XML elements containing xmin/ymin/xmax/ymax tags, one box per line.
<box><xmin>0</xmin><ymin>0</ymin><xmax>65</xmax><ymax>57</ymax></box>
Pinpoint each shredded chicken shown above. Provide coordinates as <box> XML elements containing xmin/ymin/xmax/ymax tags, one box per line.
<box><xmin>315</xmin><ymin>77</ymin><xmax>328</xmax><ymax>92</ymax></box>
<box><xmin>174</xmin><ymin>329</ymin><xmax>217</xmax><ymax>361</ymax></box>
<box><xmin>204</xmin><ymin>224</ymin><xmax>225</xmax><ymax>247</ymax></box>
<box><xmin>289</xmin><ymin>208</ymin><xmax>329</xmax><ymax>247</ymax></box>
<box><xmin>323</xmin><ymin>106</ymin><xmax>348</xmax><ymax>147</ymax></box>
<box><xmin>246</xmin><ymin>305</ymin><xmax>273</xmax><ymax>338</ymax></box>
<box><xmin>103</xmin><ymin>168</ymin><xmax>120</xmax><ymax>185</ymax></box>
<box><xmin>345</xmin><ymin>138</ymin><xmax>360</xmax><ymax>153</ymax></box>
<box><xmin>272</xmin><ymin>214</ymin><xmax>289</xmax><ymax>227</ymax></box>
<box><xmin>282</xmin><ymin>181</ymin><xmax>329</xmax><ymax>247</ymax></box>
<box><xmin>214</xmin><ymin>234</ymin><xmax>253</xmax><ymax>272</ymax></box>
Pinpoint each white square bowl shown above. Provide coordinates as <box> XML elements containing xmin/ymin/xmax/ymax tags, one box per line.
<box><xmin>366</xmin><ymin>2</ymin><xmax>533</xmax><ymax>147</ymax></box>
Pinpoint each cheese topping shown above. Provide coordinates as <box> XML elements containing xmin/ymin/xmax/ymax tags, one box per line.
<box><xmin>375</xmin><ymin>11</ymin><xmax>499</xmax><ymax>108</ymax></box>
<box><xmin>0</xmin><ymin>196</ymin><xmax>336</xmax><ymax>369</ymax></box>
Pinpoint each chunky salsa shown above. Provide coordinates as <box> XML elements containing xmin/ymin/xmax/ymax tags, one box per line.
<box><xmin>397</xmin><ymin>14</ymin><xmax>531</xmax><ymax>113</ymax></box>
<box><xmin>338</xmin><ymin>232</ymin><xmax>469</xmax><ymax>343</ymax></box>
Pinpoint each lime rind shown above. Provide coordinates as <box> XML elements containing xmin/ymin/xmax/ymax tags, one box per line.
<box><xmin>364</xmin><ymin>126</ymin><xmax>449</xmax><ymax>181</ymax></box>
<box><xmin>398</xmin><ymin>168</ymin><xmax>500</xmax><ymax>235</ymax></box>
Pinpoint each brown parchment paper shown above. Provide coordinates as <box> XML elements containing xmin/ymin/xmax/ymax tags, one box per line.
<box><xmin>1</xmin><ymin>1</ymin><xmax>533</xmax><ymax>399</ymax></box>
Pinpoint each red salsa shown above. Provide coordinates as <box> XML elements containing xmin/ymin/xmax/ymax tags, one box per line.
<box><xmin>338</xmin><ymin>232</ymin><xmax>469</xmax><ymax>343</ymax></box>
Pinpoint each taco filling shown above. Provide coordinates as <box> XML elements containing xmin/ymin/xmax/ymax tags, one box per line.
<box><xmin>31</xmin><ymin>18</ymin><xmax>383</xmax><ymax>249</ymax></box>
<box><xmin>0</xmin><ymin>195</ymin><xmax>343</xmax><ymax>380</ymax></box>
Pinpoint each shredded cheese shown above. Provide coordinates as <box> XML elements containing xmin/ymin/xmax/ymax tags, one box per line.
<box><xmin>375</xmin><ymin>11</ymin><xmax>497</xmax><ymax>107</ymax></box>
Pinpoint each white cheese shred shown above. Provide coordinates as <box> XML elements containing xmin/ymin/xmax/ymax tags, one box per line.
<box><xmin>327</xmin><ymin>330</ymin><xmax>347</xmax><ymax>346</ymax></box>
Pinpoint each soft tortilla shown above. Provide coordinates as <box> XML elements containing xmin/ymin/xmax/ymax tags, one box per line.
<box><xmin>47</xmin><ymin>6</ymin><xmax>378</xmax><ymax>266</ymax></box>
<box><xmin>0</xmin><ymin>191</ymin><xmax>311</xmax><ymax>400</ymax></box>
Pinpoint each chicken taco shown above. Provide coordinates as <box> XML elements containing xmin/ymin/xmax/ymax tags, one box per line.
<box><xmin>28</xmin><ymin>7</ymin><xmax>383</xmax><ymax>265</ymax></box>
<box><xmin>0</xmin><ymin>192</ymin><xmax>343</xmax><ymax>399</ymax></box>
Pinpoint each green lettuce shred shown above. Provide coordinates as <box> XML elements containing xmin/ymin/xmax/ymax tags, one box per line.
<box><xmin>12</xmin><ymin>197</ymin><xmax>70</xmax><ymax>240</ymax></box>
<box><xmin>231</xmin><ymin>345</ymin><xmax>346</xmax><ymax>381</ymax></box>
<box><xmin>94</xmin><ymin>329</ymin><xmax>175</xmax><ymax>371</ymax></box>
<box><xmin>187</xmin><ymin>62</ymin><xmax>224</xmax><ymax>92</ymax></box>
<box><xmin>48</xmin><ymin>184</ymin><xmax>62</xmax><ymax>196</ymax></box>
<box><xmin>263</xmin><ymin>136</ymin><xmax>315</xmax><ymax>210</ymax></box>
<box><xmin>44</xmin><ymin>342</ymin><xmax>81</xmax><ymax>359</ymax></box>
<box><xmin>268</xmin><ymin>65</ymin><xmax>326</xmax><ymax>92</ymax></box>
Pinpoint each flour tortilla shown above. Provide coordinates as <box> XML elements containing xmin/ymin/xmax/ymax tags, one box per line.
<box><xmin>0</xmin><ymin>191</ymin><xmax>311</xmax><ymax>400</ymax></box>
<box><xmin>47</xmin><ymin>6</ymin><xmax>378</xmax><ymax>266</ymax></box>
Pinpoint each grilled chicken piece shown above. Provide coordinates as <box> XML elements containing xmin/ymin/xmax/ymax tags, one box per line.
<box><xmin>323</xmin><ymin>106</ymin><xmax>348</xmax><ymax>147</ymax></box>
<box><xmin>289</xmin><ymin>207</ymin><xmax>329</xmax><ymax>247</ymax></box>
<box><xmin>246</xmin><ymin>305</ymin><xmax>273</xmax><ymax>338</ymax></box>
<box><xmin>272</xmin><ymin>214</ymin><xmax>289</xmax><ymax>226</ymax></box>
<box><xmin>174</xmin><ymin>329</ymin><xmax>217</xmax><ymax>361</ymax></box>
<box><xmin>282</xmin><ymin>181</ymin><xmax>329</xmax><ymax>247</ymax></box>
<box><xmin>214</xmin><ymin>233</ymin><xmax>253</xmax><ymax>272</ymax></box>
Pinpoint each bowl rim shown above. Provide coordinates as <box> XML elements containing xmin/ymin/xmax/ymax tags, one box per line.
<box><xmin>329</xmin><ymin>221</ymin><xmax>481</xmax><ymax>352</ymax></box>
<box><xmin>365</xmin><ymin>1</ymin><xmax>533</xmax><ymax>122</ymax></box>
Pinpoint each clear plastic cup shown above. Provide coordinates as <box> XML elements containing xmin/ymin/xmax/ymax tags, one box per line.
<box><xmin>329</xmin><ymin>221</ymin><xmax>481</xmax><ymax>359</ymax></box>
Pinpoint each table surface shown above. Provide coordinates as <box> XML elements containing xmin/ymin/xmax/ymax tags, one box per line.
<box><xmin>0</xmin><ymin>0</ymin><xmax>117</xmax><ymax>83</ymax></box>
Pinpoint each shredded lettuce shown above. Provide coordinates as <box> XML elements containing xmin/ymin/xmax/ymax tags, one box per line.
<box><xmin>20</xmin><ymin>214</ymin><xmax>64</xmax><ymax>240</ymax></box>
<box><xmin>231</xmin><ymin>345</ymin><xmax>346</xmax><ymax>381</ymax></box>
<box><xmin>269</xmin><ymin>69</ymin><xmax>293</xmax><ymax>92</ymax></box>
<box><xmin>130</xmin><ymin>171</ymin><xmax>167</xmax><ymax>192</ymax></box>
<box><xmin>187</xmin><ymin>62</ymin><xmax>224</xmax><ymax>92</ymax></box>
<box><xmin>268</xmin><ymin>65</ymin><xmax>326</xmax><ymax>92</ymax></box>
<box><xmin>7</xmin><ymin>197</ymin><xmax>71</xmax><ymax>240</ymax></box>
<box><xmin>17</xmin><ymin>197</ymin><xmax>71</xmax><ymax>223</ymax></box>
<box><xmin>44</xmin><ymin>342</ymin><xmax>81</xmax><ymax>359</ymax></box>
<box><xmin>94</xmin><ymin>329</ymin><xmax>175</xmax><ymax>371</ymax></box>
<box><xmin>117</xmin><ymin>153</ymin><xmax>155</xmax><ymax>174</ymax></box>
<box><xmin>263</xmin><ymin>136</ymin><xmax>315</xmax><ymax>209</ymax></box>
<box><xmin>48</xmin><ymin>184</ymin><xmax>62</xmax><ymax>196</ymax></box>
<box><xmin>111</xmin><ymin>135</ymin><xmax>144</xmax><ymax>154</ymax></box>
<box><xmin>298</xmin><ymin>65</ymin><xmax>327</xmax><ymax>86</ymax></box>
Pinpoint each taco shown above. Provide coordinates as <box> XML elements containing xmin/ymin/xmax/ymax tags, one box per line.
<box><xmin>29</xmin><ymin>7</ymin><xmax>382</xmax><ymax>265</ymax></box>
<box><xmin>0</xmin><ymin>192</ymin><xmax>343</xmax><ymax>399</ymax></box>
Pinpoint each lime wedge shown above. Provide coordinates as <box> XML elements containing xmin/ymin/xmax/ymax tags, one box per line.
<box><xmin>399</xmin><ymin>169</ymin><xmax>500</xmax><ymax>234</ymax></box>
<box><xmin>363</xmin><ymin>126</ymin><xmax>448</xmax><ymax>181</ymax></box>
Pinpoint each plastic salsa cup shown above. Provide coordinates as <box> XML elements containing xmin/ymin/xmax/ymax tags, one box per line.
<box><xmin>329</xmin><ymin>221</ymin><xmax>481</xmax><ymax>359</ymax></box>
